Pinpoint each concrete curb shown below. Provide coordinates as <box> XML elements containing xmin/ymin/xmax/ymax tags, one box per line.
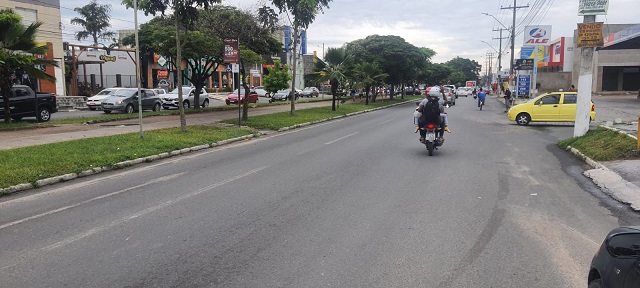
<box><xmin>565</xmin><ymin>144</ymin><xmax>640</xmax><ymax>211</ymax></box>
<box><xmin>600</xmin><ymin>125</ymin><xmax>638</xmax><ymax>140</ymax></box>
<box><xmin>0</xmin><ymin>134</ymin><xmax>257</xmax><ymax>196</ymax></box>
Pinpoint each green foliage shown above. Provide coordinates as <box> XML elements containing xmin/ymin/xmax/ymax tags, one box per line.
<box><xmin>269</xmin><ymin>0</ymin><xmax>332</xmax><ymax>30</ymax></box>
<box><xmin>447</xmin><ymin>70</ymin><xmax>466</xmax><ymax>87</ymax></box>
<box><xmin>445</xmin><ymin>57</ymin><xmax>481</xmax><ymax>82</ymax></box>
<box><xmin>559</xmin><ymin>126</ymin><xmax>640</xmax><ymax>161</ymax></box>
<box><xmin>351</xmin><ymin>62</ymin><xmax>387</xmax><ymax>104</ymax></box>
<box><xmin>315</xmin><ymin>47</ymin><xmax>350</xmax><ymax>110</ymax></box>
<box><xmin>0</xmin><ymin>9</ymin><xmax>58</xmax><ymax>123</ymax></box>
<box><xmin>423</xmin><ymin>63</ymin><xmax>452</xmax><ymax>85</ymax></box>
<box><xmin>264</xmin><ymin>60</ymin><xmax>291</xmax><ymax>95</ymax></box>
<box><xmin>0</xmin><ymin>126</ymin><xmax>254</xmax><ymax>189</ymax></box>
<box><xmin>71</xmin><ymin>0</ymin><xmax>116</xmax><ymax>45</ymax></box>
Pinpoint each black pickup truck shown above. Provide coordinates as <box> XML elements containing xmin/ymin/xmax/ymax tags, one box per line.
<box><xmin>0</xmin><ymin>85</ymin><xmax>58</xmax><ymax>122</ymax></box>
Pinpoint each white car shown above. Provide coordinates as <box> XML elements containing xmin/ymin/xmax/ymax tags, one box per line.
<box><xmin>253</xmin><ymin>86</ymin><xmax>270</xmax><ymax>97</ymax></box>
<box><xmin>456</xmin><ymin>87</ymin><xmax>471</xmax><ymax>97</ymax></box>
<box><xmin>161</xmin><ymin>87</ymin><xmax>209</xmax><ymax>109</ymax></box>
<box><xmin>444</xmin><ymin>85</ymin><xmax>456</xmax><ymax>97</ymax></box>
<box><xmin>86</xmin><ymin>88</ymin><xmax>123</xmax><ymax>110</ymax></box>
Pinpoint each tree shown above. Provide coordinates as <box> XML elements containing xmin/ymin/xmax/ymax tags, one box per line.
<box><xmin>198</xmin><ymin>5</ymin><xmax>281</xmax><ymax>120</ymax></box>
<box><xmin>122</xmin><ymin>0</ymin><xmax>222</xmax><ymax>132</ymax></box>
<box><xmin>422</xmin><ymin>63</ymin><xmax>452</xmax><ymax>86</ymax></box>
<box><xmin>345</xmin><ymin>35</ymin><xmax>426</xmax><ymax>99</ymax></box>
<box><xmin>315</xmin><ymin>47</ymin><xmax>349</xmax><ymax>111</ymax></box>
<box><xmin>0</xmin><ymin>9</ymin><xmax>57</xmax><ymax>123</ymax></box>
<box><xmin>445</xmin><ymin>57</ymin><xmax>481</xmax><ymax>82</ymax></box>
<box><xmin>446</xmin><ymin>70</ymin><xmax>466</xmax><ymax>87</ymax></box>
<box><xmin>268</xmin><ymin>0</ymin><xmax>332</xmax><ymax>115</ymax></box>
<box><xmin>352</xmin><ymin>62</ymin><xmax>387</xmax><ymax>105</ymax></box>
<box><xmin>71</xmin><ymin>0</ymin><xmax>116</xmax><ymax>46</ymax></box>
<box><xmin>263</xmin><ymin>60</ymin><xmax>291</xmax><ymax>97</ymax></box>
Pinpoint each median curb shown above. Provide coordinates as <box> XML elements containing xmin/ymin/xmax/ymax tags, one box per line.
<box><xmin>0</xmin><ymin>134</ymin><xmax>257</xmax><ymax>196</ymax></box>
<box><xmin>564</xmin><ymin>131</ymin><xmax>640</xmax><ymax>211</ymax></box>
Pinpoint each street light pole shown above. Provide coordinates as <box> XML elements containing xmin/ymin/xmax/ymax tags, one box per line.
<box><xmin>501</xmin><ymin>1</ymin><xmax>529</xmax><ymax>93</ymax></box>
<box><xmin>134</xmin><ymin>0</ymin><xmax>143</xmax><ymax>139</ymax></box>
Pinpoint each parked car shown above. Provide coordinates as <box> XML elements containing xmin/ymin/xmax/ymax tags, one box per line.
<box><xmin>153</xmin><ymin>89</ymin><xmax>167</xmax><ymax>96</ymax></box>
<box><xmin>300</xmin><ymin>87</ymin><xmax>320</xmax><ymax>97</ymax></box>
<box><xmin>403</xmin><ymin>86</ymin><xmax>420</xmax><ymax>95</ymax></box>
<box><xmin>225</xmin><ymin>89</ymin><xmax>259</xmax><ymax>105</ymax></box>
<box><xmin>588</xmin><ymin>226</ymin><xmax>640</xmax><ymax>288</ymax></box>
<box><xmin>270</xmin><ymin>89</ymin><xmax>300</xmax><ymax>102</ymax></box>
<box><xmin>253</xmin><ymin>86</ymin><xmax>270</xmax><ymax>97</ymax></box>
<box><xmin>0</xmin><ymin>85</ymin><xmax>57</xmax><ymax>121</ymax></box>
<box><xmin>161</xmin><ymin>86</ymin><xmax>209</xmax><ymax>109</ymax></box>
<box><xmin>507</xmin><ymin>91</ymin><xmax>596</xmax><ymax>125</ymax></box>
<box><xmin>101</xmin><ymin>88</ymin><xmax>162</xmax><ymax>114</ymax></box>
<box><xmin>456</xmin><ymin>87</ymin><xmax>471</xmax><ymax>97</ymax></box>
<box><xmin>444</xmin><ymin>85</ymin><xmax>456</xmax><ymax>98</ymax></box>
<box><xmin>86</xmin><ymin>88</ymin><xmax>122</xmax><ymax>110</ymax></box>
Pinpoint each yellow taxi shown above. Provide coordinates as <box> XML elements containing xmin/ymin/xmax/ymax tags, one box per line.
<box><xmin>507</xmin><ymin>92</ymin><xmax>596</xmax><ymax>125</ymax></box>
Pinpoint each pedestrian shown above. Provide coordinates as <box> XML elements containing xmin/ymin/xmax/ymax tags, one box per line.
<box><xmin>504</xmin><ymin>87</ymin><xmax>512</xmax><ymax>112</ymax></box>
<box><xmin>569</xmin><ymin>84</ymin><xmax>577</xmax><ymax>92</ymax></box>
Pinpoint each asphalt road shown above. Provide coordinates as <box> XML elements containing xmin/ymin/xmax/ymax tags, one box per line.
<box><xmin>1</xmin><ymin>96</ymin><xmax>638</xmax><ymax>287</ymax></box>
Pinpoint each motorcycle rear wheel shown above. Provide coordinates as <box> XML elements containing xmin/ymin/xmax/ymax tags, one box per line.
<box><xmin>426</xmin><ymin>141</ymin><xmax>434</xmax><ymax>156</ymax></box>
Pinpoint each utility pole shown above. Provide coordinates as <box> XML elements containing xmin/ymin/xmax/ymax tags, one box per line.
<box><xmin>486</xmin><ymin>53</ymin><xmax>494</xmax><ymax>89</ymax></box>
<box><xmin>574</xmin><ymin>14</ymin><xmax>596</xmax><ymax>137</ymax></box>
<box><xmin>502</xmin><ymin>1</ymin><xmax>529</xmax><ymax>91</ymax></box>
<box><xmin>493</xmin><ymin>28</ymin><xmax>509</xmax><ymax>95</ymax></box>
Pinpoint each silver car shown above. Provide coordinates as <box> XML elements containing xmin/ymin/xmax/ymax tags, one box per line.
<box><xmin>101</xmin><ymin>88</ymin><xmax>162</xmax><ymax>114</ymax></box>
<box><xmin>269</xmin><ymin>89</ymin><xmax>300</xmax><ymax>102</ymax></box>
<box><xmin>162</xmin><ymin>87</ymin><xmax>209</xmax><ymax>109</ymax></box>
<box><xmin>86</xmin><ymin>88</ymin><xmax>122</xmax><ymax>110</ymax></box>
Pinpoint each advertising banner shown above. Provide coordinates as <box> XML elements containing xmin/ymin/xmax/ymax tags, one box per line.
<box><xmin>577</xmin><ymin>22</ymin><xmax>604</xmax><ymax>47</ymax></box>
<box><xmin>223</xmin><ymin>38</ymin><xmax>239</xmax><ymax>63</ymax></box>
<box><xmin>578</xmin><ymin>0</ymin><xmax>609</xmax><ymax>15</ymax></box>
<box><xmin>518</xmin><ymin>75</ymin><xmax>531</xmax><ymax>96</ymax></box>
<box><xmin>520</xmin><ymin>47</ymin><xmax>535</xmax><ymax>59</ymax></box>
<box><xmin>524</xmin><ymin>25</ymin><xmax>552</xmax><ymax>46</ymax></box>
<box><xmin>157</xmin><ymin>70</ymin><xmax>168</xmax><ymax>79</ymax></box>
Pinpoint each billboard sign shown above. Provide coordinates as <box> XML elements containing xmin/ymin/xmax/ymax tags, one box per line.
<box><xmin>578</xmin><ymin>0</ymin><xmax>610</xmax><ymax>15</ymax></box>
<box><xmin>223</xmin><ymin>38</ymin><xmax>239</xmax><ymax>63</ymax></box>
<box><xmin>518</xmin><ymin>75</ymin><xmax>531</xmax><ymax>96</ymax></box>
<box><xmin>524</xmin><ymin>25</ymin><xmax>552</xmax><ymax>45</ymax></box>
<box><xmin>577</xmin><ymin>22</ymin><xmax>604</xmax><ymax>47</ymax></box>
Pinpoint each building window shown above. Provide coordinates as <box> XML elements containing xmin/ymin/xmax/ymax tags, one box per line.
<box><xmin>14</xmin><ymin>7</ymin><xmax>37</xmax><ymax>26</ymax></box>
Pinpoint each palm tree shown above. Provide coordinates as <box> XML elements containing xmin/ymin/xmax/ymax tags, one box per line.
<box><xmin>71</xmin><ymin>0</ymin><xmax>116</xmax><ymax>46</ymax></box>
<box><xmin>0</xmin><ymin>9</ymin><xmax>58</xmax><ymax>123</ymax></box>
<box><xmin>315</xmin><ymin>47</ymin><xmax>350</xmax><ymax>111</ymax></box>
<box><xmin>352</xmin><ymin>62</ymin><xmax>388</xmax><ymax>105</ymax></box>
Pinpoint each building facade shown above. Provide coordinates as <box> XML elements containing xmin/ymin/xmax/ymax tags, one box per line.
<box><xmin>1</xmin><ymin>0</ymin><xmax>65</xmax><ymax>95</ymax></box>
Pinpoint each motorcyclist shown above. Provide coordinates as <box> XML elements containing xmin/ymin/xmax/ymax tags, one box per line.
<box><xmin>417</xmin><ymin>88</ymin><xmax>450</xmax><ymax>143</ymax></box>
<box><xmin>472</xmin><ymin>87</ymin><xmax>477</xmax><ymax>98</ymax></box>
<box><xmin>477</xmin><ymin>87</ymin><xmax>487</xmax><ymax>108</ymax></box>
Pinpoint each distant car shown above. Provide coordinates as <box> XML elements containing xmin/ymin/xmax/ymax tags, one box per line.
<box><xmin>226</xmin><ymin>89</ymin><xmax>259</xmax><ymax>105</ymax></box>
<box><xmin>270</xmin><ymin>89</ymin><xmax>300</xmax><ymax>102</ymax></box>
<box><xmin>456</xmin><ymin>87</ymin><xmax>471</xmax><ymax>97</ymax></box>
<box><xmin>253</xmin><ymin>86</ymin><xmax>270</xmax><ymax>98</ymax></box>
<box><xmin>403</xmin><ymin>86</ymin><xmax>420</xmax><ymax>95</ymax></box>
<box><xmin>101</xmin><ymin>88</ymin><xmax>162</xmax><ymax>114</ymax></box>
<box><xmin>588</xmin><ymin>226</ymin><xmax>640</xmax><ymax>288</ymax></box>
<box><xmin>444</xmin><ymin>85</ymin><xmax>456</xmax><ymax>98</ymax></box>
<box><xmin>86</xmin><ymin>88</ymin><xmax>122</xmax><ymax>110</ymax></box>
<box><xmin>300</xmin><ymin>87</ymin><xmax>320</xmax><ymax>97</ymax></box>
<box><xmin>443</xmin><ymin>87</ymin><xmax>455</xmax><ymax>106</ymax></box>
<box><xmin>507</xmin><ymin>91</ymin><xmax>596</xmax><ymax>125</ymax></box>
<box><xmin>161</xmin><ymin>87</ymin><xmax>209</xmax><ymax>109</ymax></box>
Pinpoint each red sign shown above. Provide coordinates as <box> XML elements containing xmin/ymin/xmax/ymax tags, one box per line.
<box><xmin>157</xmin><ymin>70</ymin><xmax>169</xmax><ymax>79</ymax></box>
<box><xmin>154</xmin><ymin>53</ymin><xmax>160</xmax><ymax>63</ymax></box>
<box><xmin>224</xmin><ymin>38</ymin><xmax>239</xmax><ymax>63</ymax></box>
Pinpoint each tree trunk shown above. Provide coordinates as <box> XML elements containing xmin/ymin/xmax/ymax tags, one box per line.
<box><xmin>331</xmin><ymin>80</ymin><xmax>337</xmax><ymax>111</ymax></box>
<box><xmin>176</xmin><ymin>15</ymin><xmax>186</xmax><ymax>132</ymax></box>
<box><xmin>1</xmin><ymin>81</ymin><xmax>12</xmax><ymax>123</ymax></box>
<box><xmin>365</xmin><ymin>85</ymin><xmax>369</xmax><ymax>105</ymax></box>
<box><xmin>289</xmin><ymin>26</ymin><xmax>298</xmax><ymax>116</ymax></box>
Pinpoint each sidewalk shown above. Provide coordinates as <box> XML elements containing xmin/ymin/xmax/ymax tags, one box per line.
<box><xmin>493</xmin><ymin>96</ymin><xmax>640</xmax><ymax>211</ymax></box>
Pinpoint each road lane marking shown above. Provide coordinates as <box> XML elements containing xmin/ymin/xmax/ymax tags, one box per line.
<box><xmin>41</xmin><ymin>166</ymin><xmax>268</xmax><ymax>252</ymax></box>
<box><xmin>324</xmin><ymin>132</ymin><xmax>359</xmax><ymax>145</ymax></box>
<box><xmin>376</xmin><ymin>119</ymin><xmax>394</xmax><ymax>125</ymax></box>
<box><xmin>0</xmin><ymin>173</ymin><xmax>187</xmax><ymax>231</ymax></box>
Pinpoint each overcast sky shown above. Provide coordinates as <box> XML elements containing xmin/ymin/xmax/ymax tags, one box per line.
<box><xmin>59</xmin><ymin>0</ymin><xmax>638</xmax><ymax>72</ymax></box>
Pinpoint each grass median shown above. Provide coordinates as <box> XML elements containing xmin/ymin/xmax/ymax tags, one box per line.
<box><xmin>559</xmin><ymin>126</ymin><xmax>640</xmax><ymax>161</ymax></box>
<box><xmin>222</xmin><ymin>96</ymin><xmax>421</xmax><ymax>130</ymax></box>
<box><xmin>0</xmin><ymin>125</ymin><xmax>254</xmax><ymax>191</ymax></box>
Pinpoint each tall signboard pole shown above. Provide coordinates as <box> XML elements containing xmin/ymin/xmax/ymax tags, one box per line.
<box><xmin>223</xmin><ymin>38</ymin><xmax>240</xmax><ymax>127</ymax></box>
<box><xmin>574</xmin><ymin>0</ymin><xmax>607</xmax><ymax>137</ymax></box>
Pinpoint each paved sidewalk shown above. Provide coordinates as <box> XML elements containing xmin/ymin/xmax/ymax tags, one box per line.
<box><xmin>493</xmin><ymin>96</ymin><xmax>640</xmax><ymax>211</ymax></box>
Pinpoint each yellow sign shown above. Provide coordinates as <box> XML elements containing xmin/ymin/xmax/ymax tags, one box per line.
<box><xmin>99</xmin><ymin>55</ymin><xmax>117</xmax><ymax>62</ymax></box>
<box><xmin>577</xmin><ymin>22</ymin><xmax>604</xmax><ymax>47</ymax></box>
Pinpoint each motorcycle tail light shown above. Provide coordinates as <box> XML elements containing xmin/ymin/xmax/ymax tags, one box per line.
<box><xmin>591</xmin><ymin>104</ymin><xmax>595</xmax><ymax>111</ymax></box>
<box><xmin>427</xmin><ymin>124</ymin><xmax>434</xmax><ymax>129</ymax></box>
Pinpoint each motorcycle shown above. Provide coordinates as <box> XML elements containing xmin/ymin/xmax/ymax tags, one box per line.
<box><xmin>414</xmin><ymin>102</ymin><xmax>444</xmax><ymax>156</ymax></box>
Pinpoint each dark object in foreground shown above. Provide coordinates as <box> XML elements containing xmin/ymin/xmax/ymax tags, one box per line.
<box><xmin>0</xmin><ymin>85</ymin><xmax>57</xmax><ymax>122</ymax></box>
<box><xmin>588</xmin><ymin>226</ymin><xmax>640</xmax><ymax>288</ymax></box>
